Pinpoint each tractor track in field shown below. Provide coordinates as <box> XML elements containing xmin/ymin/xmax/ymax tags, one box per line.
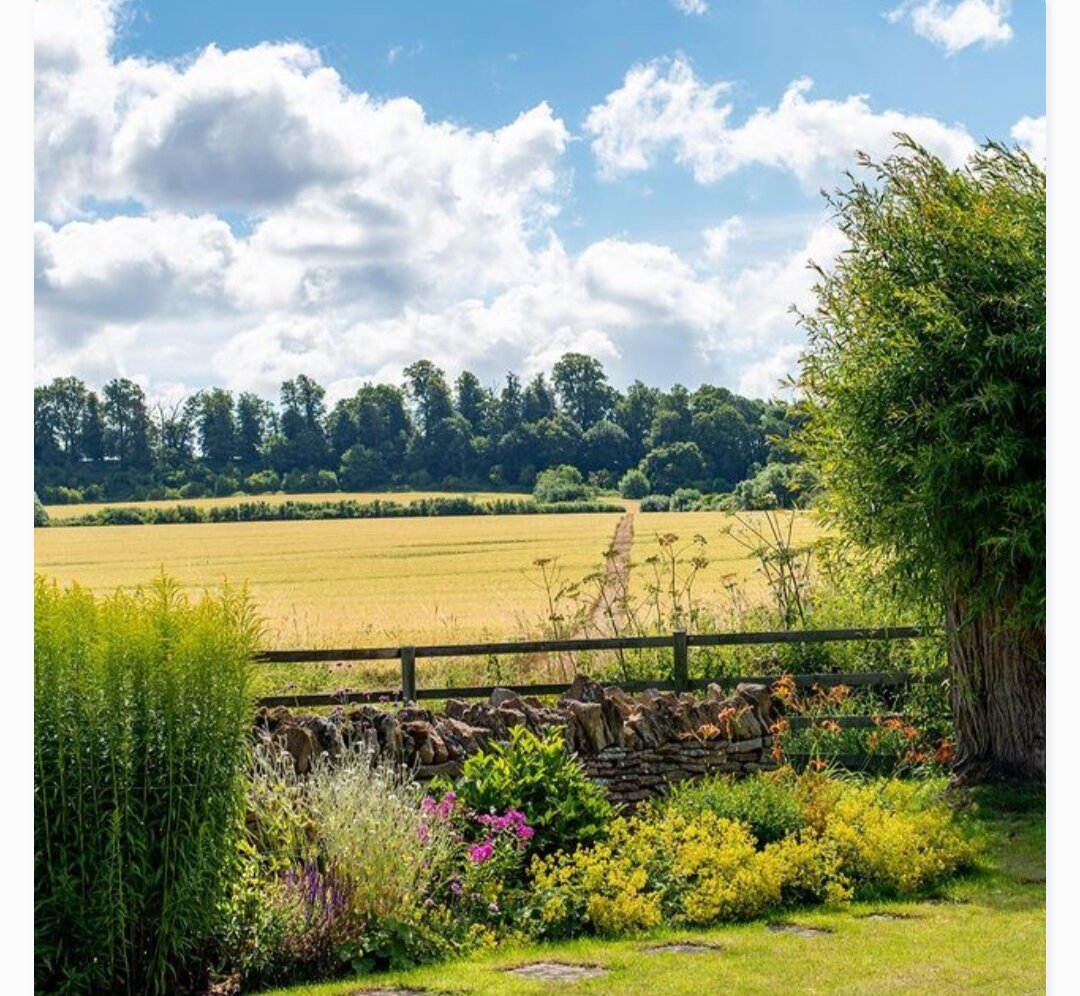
<box><xmin>580</xmin><ymin>512</ymin><xmax>635</xmax><ymax>639</ymax></box>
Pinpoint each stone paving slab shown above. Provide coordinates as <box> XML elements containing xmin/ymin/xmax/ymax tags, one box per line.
<box><xmin>505</xmin><ymin>962</ymin><xmax>608</xmax><ymax>982</ymax></box>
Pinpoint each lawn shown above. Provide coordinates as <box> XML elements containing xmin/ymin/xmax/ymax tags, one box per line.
<box><xmin>263</xmin><ymin>786</ymin><xmax>1045</xmax><ymax>996</ymax></box>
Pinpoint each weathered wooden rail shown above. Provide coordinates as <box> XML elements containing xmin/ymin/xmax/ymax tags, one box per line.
<box><xmin>253</xmin><ymin>625</ymin><xmax>929</xmax><ymax>708</ymax></box>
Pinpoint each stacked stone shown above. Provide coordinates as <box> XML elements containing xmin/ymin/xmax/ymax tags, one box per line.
<box><xmin>255</xmin><ymin>674</ymin><xmax>778</xmax><ymax>802</ymax></box>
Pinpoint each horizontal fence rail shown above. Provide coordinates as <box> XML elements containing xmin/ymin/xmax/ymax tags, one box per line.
<box><xmin>253</xmin><ymin>626</ymin><xmax>933</xmax><ymax>708</ymax></box>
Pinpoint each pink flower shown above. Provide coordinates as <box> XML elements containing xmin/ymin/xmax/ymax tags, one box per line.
<box><xmin>468</xmin><ymin>838</ymin><xmax>495</xmax><ymax>863</ymax></box>
<box><xmin>517</xmin><ymin>824</ymin><xmax>534</xmax><ymax>841</ymax></box>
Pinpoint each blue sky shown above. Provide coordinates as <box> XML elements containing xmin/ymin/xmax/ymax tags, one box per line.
<box><xmin>34</xmin><ymin>0</ymin><xmax>1045</xmax><ymax>401</ymax></box>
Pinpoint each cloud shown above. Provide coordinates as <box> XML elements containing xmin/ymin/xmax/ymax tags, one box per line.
<box><xmin>1011</xmin><ymin>114</ymin><xmax>1045</xmax><ymax>162</ymax></box>
<box><xmin>31</xmin><ymin>3</ymin><xmax>882</xmax><ymax>403</ymax></box>
<box><xmin>885</xmin><ymin>1</ymin><xmax>1013</xmax><ymax>55</ymax></box>
<box><xmin>671</xmin><ymin>0</ymin><xmax>709</xmax><ymax>15</ymax></box>
<box><xmin>586</xmin><ymin>57</ymin><xmax>976</xmax><ymax>187</ymax></box>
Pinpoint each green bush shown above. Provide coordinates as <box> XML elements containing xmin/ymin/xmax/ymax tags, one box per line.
<box><xmin>618</xmin><ymin>468</ymin><xmax>650</xmax><ymax>499</ymax></box>
<box><xmin>638</xmin><ymin>493</ymin><xmax>671</xmax><ymax>512</ymax></box>
<box><xmin>244</xmin><ymin>469</ymin><xmax>281</xmax><ymax>494</ymax></box>
<box><xmin>34</xmin><ymin>491</ymin><xmax>49</xmax><ymax>527</ymax></box>
<box><xmin>532</xmin><ymin>465</ymin><xmax>589</xmax><ymax>503</ymax></box>
<box><xmin>35</xmin><ymin>577</ymin><xmax>257</xmax><ymax>995</ymax></box>
<box><xmin>218</xmin><ymin>745</ymin><xmax>457</xmax><ymax>988</ymax></box>
<box><xmin>660</xmin><ymin>772</ymin><xmax>807</xmax><ymax>845</ymax></box>
<box><xmin>441</xmin><ymin>727</ymin><xmax>613</xmax><ymax>856</ymax></box>
<box><xmin>669</xmin><ymin>487</ymin><xmax>703</xmax><ymax>511</ymax></box>
<box><xmin>178</xmin><ymin>480</ymin><xmax>208</xmax><ymax>499</ymax></box>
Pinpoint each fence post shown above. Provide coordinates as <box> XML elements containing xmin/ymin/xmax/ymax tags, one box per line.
<box><xmin>673</xmin><ymin>629</ymin><xmax>688</xmax><ymax>693</ymax></box>
<box><xmin>401</xmin><ymin>646</ymin><xmax>417</xmax><ymax>703</ymax></box>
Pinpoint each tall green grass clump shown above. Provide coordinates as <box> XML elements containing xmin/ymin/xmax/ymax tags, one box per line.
<box><xmin>34</xmin><ymin>576</ymin><xmax>257</xmax><ymax>995</ymax></box>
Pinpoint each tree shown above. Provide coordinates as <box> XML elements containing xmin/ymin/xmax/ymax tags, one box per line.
<box><xmin>640</xmin><ymin>441</ymin><xmax>707</xmax><ymax>495</ymax></box>
<box><xmin>80</xmin><ymin>392</ymin><xmax>106</xmax><ymax>464</ymax></box>
<box><xmin>236</xmin><ymin>392</ymin><xmax>275</xmax><ymax>466</ymax></box>
<box><xmin>48</xmin><ymin>377</ymin><xmax>89</xmax><ymax>460</ymax></box>
<box><xmin>455</xmin><ymin>370</ymin><xmax>491</xmax><ymax>434</ymax></box>
<box><xmin>552</xmin><ymin>353</ymin><xmax>617</xmax><ymax>429</ymax></box>
<box><xmin>278</xmin><ymin>375</ymin><xmax>327</xmax><ymax>470</ymax></box>
<box><xmin>797</xmin><ymin>138</ymin><xmax>1045</xmax><ymax>782</ymax></box>
<box><xmin>102</xmin><ymin>378</ymin><xmax>152</xmax><ymax>469</ymax></box>
<box><xmin>195</xmin><ymin>388</ymin><xmax>236</xmax><ymax>469</ymax></box>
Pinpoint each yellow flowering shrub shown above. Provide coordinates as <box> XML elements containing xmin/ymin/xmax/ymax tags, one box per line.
<box><xmin>526</xmin><ymin>774</ymin><xmax>977</xmax><ymax>941</ymax></box>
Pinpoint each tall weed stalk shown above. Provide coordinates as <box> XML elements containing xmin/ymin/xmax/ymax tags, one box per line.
<box><xmin>34</xmin><ymin>576</ymin><xmax>257</xmax><ymax>995</ymax></box>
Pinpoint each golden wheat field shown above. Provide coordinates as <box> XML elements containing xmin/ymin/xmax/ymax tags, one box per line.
<box><xmin>42</xmin><ymin>489</ymin><xmax>544</xmax><ymax>520</ymax></box>
<box><xmin>629</xmin><ymin>510</ymin><xmax>826</xmax><ymax>610</ymax></box>
<box><xmin>34</xmin><ymin>512</ymin><xmax>627</xmax><ymax>648</ymax></box>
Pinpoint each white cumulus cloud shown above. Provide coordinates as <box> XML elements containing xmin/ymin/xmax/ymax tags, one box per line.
<box><xmin>885</xmin><ymin>1</ymin><xmax>1013</xmax><ymax>55</ymax></box>
<box><xmin>586</xmin><ymin>57</ymin><xmax>976</xmax><ymax>188</ymax></box>
<box><xmin>1011</xmin><ymin>114</ymin><xmax>1045</xmax><ymax>162</ymax></box>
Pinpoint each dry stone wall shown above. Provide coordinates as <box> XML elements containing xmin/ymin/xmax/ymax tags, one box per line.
<box><xmin>256</xmin><ymin>675</ymin><xmax>779</xmax><ymax>806</ymax></box>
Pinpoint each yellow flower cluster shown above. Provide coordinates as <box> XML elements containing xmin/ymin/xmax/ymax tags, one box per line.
<box><xmin>528</xmin><ymin>776</ymin><xmax>977</xmax><ymax>939</ymax></box>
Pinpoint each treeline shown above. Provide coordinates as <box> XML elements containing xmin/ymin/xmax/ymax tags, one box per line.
<box><xmin>34</xmin><ymin>353</ymin><xmax>806</xmax><ymax>506</ymax></box>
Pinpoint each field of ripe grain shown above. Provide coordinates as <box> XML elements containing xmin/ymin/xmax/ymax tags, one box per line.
<box><xmin>34</xmin><ymin>512</ymin><xmax>625</xmax><ymax>648</ymax></box>
<box><xmin>43</xmin><ymin>489</ymin><xmax>541</xmax><ymax>520</ymax></box>
<box><xmin>629</xmin><ymin>510</ymin><xmax>826</xmax><ymax>614</ymax></box>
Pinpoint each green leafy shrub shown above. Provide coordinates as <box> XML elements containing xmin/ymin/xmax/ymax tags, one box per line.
<box><xmin>669</xmin><ymin>487</ymin><xmax>704</xmax><ymax>511</ymax></box>
<box><xmin>217</xmin><ymin>744</ymin><xmax>458</xmax><ymax>988</ymax></box>
<box><xmin>244</xmin><ymin>469</ymin><xmax>281</xmax><ymax>493</ymax></box>
<box><xmin>661</xmin><ymin>771</ymin><xmax>806</xmax><ymax>844</ymax></box>
<box><xmin>34</xmin><ymin>577</ymin><xmax>256</xmax><ymax>995</ymax></box>
<box><xmin>532</xmin><ymin>464</ymin><xmax>590</xmax><ymax>503</ymax></box>
<box><xmin>34</xmin><ymin>491</ymin><xmax>49</xmax><ymax>526</ymax></box>
<box><xmin>441</xmin><ymin>727</ymin><xmax>614</xmax><ymax>856</ymax></box>
<box><xmin>639</xmin><ymin>493</ymin><xmax>671</xmax><ymax>511</ymax></box>
<box><xmin>618</xmin><ymin>468</ymin><xmax>650</xmax><ymax>499</ymax></box>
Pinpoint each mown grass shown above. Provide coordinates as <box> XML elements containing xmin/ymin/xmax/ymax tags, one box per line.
<box><xmin>263</xmin><ymin>786</ymin><xmax>1044</xmax><ymax>996</ymax></box>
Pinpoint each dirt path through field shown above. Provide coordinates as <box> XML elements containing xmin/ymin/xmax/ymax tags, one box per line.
<box><xmin>580</xmin><ymin>512</ymin><xmax>635</xmax><ymax>638</ymax></box>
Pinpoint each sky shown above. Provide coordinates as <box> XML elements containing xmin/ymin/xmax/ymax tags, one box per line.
<box><xmin>33</xmin><ymin>0</ymin><xmax>1045</xmax><ymax>405</ymax></box>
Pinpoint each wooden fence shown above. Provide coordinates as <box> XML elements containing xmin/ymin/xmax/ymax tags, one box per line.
<box><xmin>253</xmin><ymin>625</ymin><xmax>929</xmax><ymax>709</ymax></box>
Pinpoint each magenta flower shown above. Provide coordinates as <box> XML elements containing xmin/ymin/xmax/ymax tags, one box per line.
<box><xmin>468</xmin><ymin>838</ymin><xmax>495</xmax><ymax>863</ymax></box>
<box><xmin>517</xmin><ymin>824</ymin><xmax>534</xmax><ymax>841</ymax></box>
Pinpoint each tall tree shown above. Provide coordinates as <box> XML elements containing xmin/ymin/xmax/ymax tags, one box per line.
<box><xmin>522</xmin><ymin>373</ymin><xmax>558</xmax><ymax>423</ymax></box>
<box><xmin>797</xmin><ymin>138</ymin><xmax>1045</xmax><ymax>782</ymax></box>
<box><xmin>102</xmin><ymin>378</ymin><xmax>152</xmax><ymax>469</ymax></box>
<box><xmin>34</xmin><ymin>386</ymin><xmax>61</xmax><ymax>465</ymax></box>
<box><xmin>454</xmin><ymin>370</ymin><xmax>491</xmax><ymax>434</ymax></box>
<box><xmin>195</xmin><ymin>388</ymin><xmax>237</xmax><ymax>469</ymax></box>
<box><xmin>80</xmin><ymin>392</ymin><xmax>106</xmax><ymax>464</ymax></box>
<box><xmin>236</xmin><ymin>392</ymin><xmax>275</xmax><ymax>466</ymax></box>
<box><xmin>552</xmin><ymin>353</ymin><xmax>617</xmax><ymax>429</ymax></box>
<box><xmin>49</xmin><ymin>377</ymin><xmax>89</xmax><ymax>460</ymax></box>
<box><xmin>278</xmin><ymin>375</ymin><xmax>328</xmax><ymax>470</ymax></box>
<box><xmin>404</xmin><ymin>360</ymin><xmax>454</xmax><ymax>440</ymax></box>
<box><xmin>150</xmin><ymin>398</ymin><xmax>196</xmax><ymax>468</ymax></box>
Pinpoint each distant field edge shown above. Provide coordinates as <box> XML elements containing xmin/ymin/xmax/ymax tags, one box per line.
<box><xmin>40</xmin><ymin>495</ymin><xmax>629</xmax><ymax>527</ymax></box>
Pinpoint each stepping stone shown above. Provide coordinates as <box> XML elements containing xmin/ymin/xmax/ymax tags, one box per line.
<box><xmin>351</xmin><ymin>990</ymin><xmax>435</xmax><ymax>996</ymax></box>
<box><xmin>644</xmin><ymin>943</ymin><xmax>723</xmax><ymax>954</ymax></box>
<box><xmin>1019</xmin><ymin>875</ymin><xmax>1045</xmax><ymax>885</ymax></box>
<box><xmin>506</xmin><ymin>962</ymin><xmax>608</xmax><ymax>982</ymax></box>
<box><xmin>857</xmin><ymin>911</ymin><xmax>914</xmax><ymax>921</ymax></box>
<box><xmin>352</xmin><ymin>991</ymin><xmax>433</xmax><ymax>996</ymax></box>
<box><xmin>767</xmin><ymin>921</ymin><xmax>833</xmax><ymax>937</ymax></box>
